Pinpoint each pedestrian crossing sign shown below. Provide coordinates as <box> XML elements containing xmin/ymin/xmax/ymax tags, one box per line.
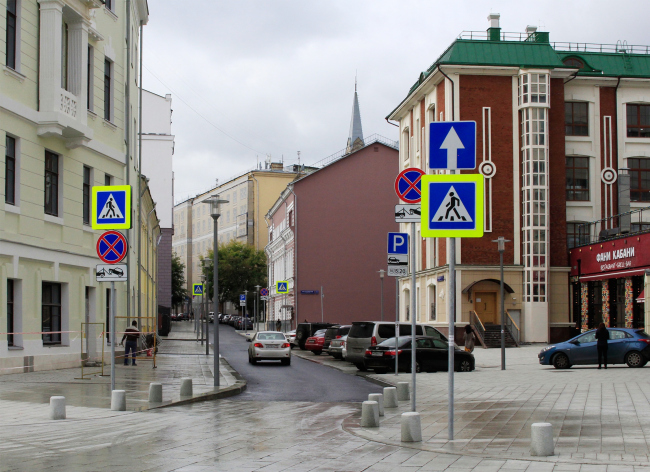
<box><xmin>193</xmin><ymin>284</ymin><xmax>204</xmax><ymax>296</ymax></box>
<box><xmin>421</xmin><ymin>174</ymin><xmax>484</xmax><ymax>238</ymax></box>
<box><xmin>92</xmin><ymin>185</ymin><xmax>132</xmax><ymax>230</ymax></box>
<box><xmin>277</xmin><ymin>281</ymin><xmax>288</xmax><ymax>293</ymax></box>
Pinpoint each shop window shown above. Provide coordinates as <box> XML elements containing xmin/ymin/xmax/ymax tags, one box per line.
<box><xmin>42</xmin><ymin>282</ymin><xmax>62</xmax><ymax>345</ymax></box>
<box><xmin>626</xmin><ymin>104</ymin><xmax>650</xmax><ymax>138</ymax></box>
<box><xmin>566</xmin><ymin>156</ymin><xmax>589</xmax><ymax>201</ymax></box>
<box><xmin>629</xmin><ymin>158</ymin><xmax>650</xmax><ymax>202</ymax></box>
<box><xmin>565</xmin><ymin>102</ymin><xmax>588</xmax><ymax>136</ymax></box>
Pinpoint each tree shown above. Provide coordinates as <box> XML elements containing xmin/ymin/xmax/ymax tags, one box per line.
<box><xmin>201</xmin><ymin>240</ymin><xmax>267</xmax><ymax>309</ymax></box>
<box><xmin>171</xmin><ymin>253</ymin><xmax>187</xmax><ymax>310</ymax></box>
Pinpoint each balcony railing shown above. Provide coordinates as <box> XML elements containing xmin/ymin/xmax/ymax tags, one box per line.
<box><xmin>574</xmin><ymin>205</ymin><xmax>650</xmax><ymax>248</ymax></box>
<box><xmin>59</xmin><ymin>89</ymin><xmax>78</xmax><ymax>118</ymax></box>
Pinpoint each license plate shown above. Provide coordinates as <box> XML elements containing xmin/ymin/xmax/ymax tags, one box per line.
<box><xmin>308</xmin><ymin>340</ymin><xmax>314</xmax><ymax>343</ymax></box>
<box><xmin>372</xmin><ymin>351</ymin><xmax>383</xmax><ymax>357</ymax></box>
<box><xmin>266</xmin><ymin>345</ymin><xmax>279</xmax><ymax>349</ymax></box>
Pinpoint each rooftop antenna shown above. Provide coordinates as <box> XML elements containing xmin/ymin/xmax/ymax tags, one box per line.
<box><xmin>297</xmin><ymin>151</ymin><xmax>301</xmax><ymax>167</ymax></box>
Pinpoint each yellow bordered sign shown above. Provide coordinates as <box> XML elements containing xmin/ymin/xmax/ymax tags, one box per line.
<box><xmin>276</xmin><ymin>281</ymin><xmax>289</xmax><ymax>293</ymax></box>
<box><xmin>421</xmin><ymin>174</ymin><xmax>484</xmax><ymax>238</ymax></box>
<box><xmin>193</xmin><ymin>284</ymin><xmax>204</xmax><ymax>296</ymax></box>
<box><xmin>91</xmin><ymin>185</ymin><xmax>132</xmax><ymax>230</ymax></box>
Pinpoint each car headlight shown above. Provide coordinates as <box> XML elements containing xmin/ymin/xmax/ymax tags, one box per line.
<box><xmin>540</xmin><ymin>346</ymin><xmax>555</xmax><ymax>353</ymax></box>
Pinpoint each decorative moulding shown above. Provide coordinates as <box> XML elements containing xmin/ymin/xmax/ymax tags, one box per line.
<box><xmin>4</xmin><ymin>204</ymin><xmax>21</xmax><ymax>215</ymax></box>
<box><xmin>44</xmin><ymin>214</ymin><xmax>65</xmax><ymax>226</ymax></box>
<box><xmin>3</xmin><ymin>66</ymin><xmax>26</xmax><ymax>83</ymax></box>
<box><xmin>104</xmin><ymin>36</ymin><xmax>116</xmax><ymax>61</ymax></box>
<box><xmin>102</xmin><ymin>119</ymin><xmax>117</xmax><ymax>131</ymax></box>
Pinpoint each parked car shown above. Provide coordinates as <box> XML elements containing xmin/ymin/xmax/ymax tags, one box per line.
<box><xmin>538</xmin><ymin>328</ymin><xmax>650</xmax><ymax>369</ymax></box>
<box><xmin>247</xmin><ymin>331</ymin><xmax>291</xmax><ymax>365</ymax></box>
<box><xmin>170</xmin><ymin>313</ymin><xmax>178</xmax><ymax>321</ymax></box>
<box><xmin>327</xmin><ymin>334</ymin><xmax>348</xmax><ymax>359</ymax></box>
<box><xmin>324</xmin><ymin>325</ymin><xmax>351</xmax><ymax>350</ymax></box>
<box><xmin>364</xmin><ymin>336</ymin><xmax>474</xmax><ymax>373</ymax></box>
<box><xmin>285</xmin><ymin>330</ymin><xmax>297</xmax><ymax>348</ymax></box>
<box><xmin>222</xmin><ymin>314</ymin><xmax>231</xmax><ymax>324</ymax></box>
<box><xmin>176</xmin><ymin>313</ymin><xmax>189</xmax><ymax>321</ymax></box>
<box><xmin>346</xmin><ymin>321</ymin><xmax>447</xmax><ymax>371</ymax></box>
<box><xmin>304</xmin><ymin>329</ymin><xmax>327</xmax><ymax>355</ymax></box>
<box><xmin>295</xmin><ymin>323</ymin><xmax>336</xmax><ymax>350</ymax></box>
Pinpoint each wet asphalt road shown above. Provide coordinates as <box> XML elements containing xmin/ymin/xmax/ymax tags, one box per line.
<box><xmin>218</xmin><ymin>324</ymin><xmax>382</xmax><ymax>402</ymax></box>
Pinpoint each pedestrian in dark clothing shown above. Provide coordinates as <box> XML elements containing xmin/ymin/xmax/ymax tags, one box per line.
<box><xmin>595</xmin><ymin>322</ymin><xmax>609</xmax><ymax>369</ymax></box>
<box><xmin>463</xmin><ymin>325</ymin><xmax>475</xmax><ymax>353</ymax></box>
<box><xmin>120</xmin><ymin>320</ymin><xmax>140</xmax><ymax>366</ymax></box>
<box><xmin>276</xmin><ymin>320</ymin><xmax>282</xmax><ymax>332</ymax></box>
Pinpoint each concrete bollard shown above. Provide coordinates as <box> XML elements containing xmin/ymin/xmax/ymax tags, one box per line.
<box><xmin>401</xmin><ymin>412</ymin><xmax>422</xmax><ymax>442</ymax></box>
<box><xmin>360</xmin><ymin>401</ymin><xmax>379</xmax><ymax>427</ymax></box>
<box><xmin>111</xmin><ymin>390</ymin><xmax>126</xmax><ymax>411</ymax></box>
<box><xmin>383</xmin><ymin>387</ymin><xmax>398</xmax><ymax>408</ymax></box>
<box><xmin>530</xmin><ymin>423</ymin><xmax>554</xmax><ymax>456</ymax></box>
<box><xmin>148</xmin><ymin>382</ymin><xmax>163</xmax><ymax>403</ymax></box>
<box><xmin>368</xmin><ymin>393</ymin><xmax>384</xmax><ymax>416</ymax></box>
<box><xmin>397</xmin><ymin>382</ymin><xmax>410</xmax><ymax>401</ymax></box>
<box><xmin>49</xmin><ymin>396</ymin><xmax>66</xmax><ymax>420</ymax></box>
<box><xmin>180</xmin><ymin>378</ymin><xmax>193</xmax><ymax>397</ymax></box>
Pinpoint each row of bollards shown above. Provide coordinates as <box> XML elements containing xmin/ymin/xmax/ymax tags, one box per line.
<box><xmin>360</xmin><ymin>382</ymin><xmax>554</xmax><ymax>455</ymax></box>
<box><xmin>49</xmin><ymin>378</ymin><xmax>195</xmax><ymax>418</ymax></box>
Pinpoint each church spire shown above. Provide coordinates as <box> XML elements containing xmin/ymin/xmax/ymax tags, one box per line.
<box><xmin>346</xmin><ymin>77</ymin><xmax>364</xmax><ymax>154</ymax></box>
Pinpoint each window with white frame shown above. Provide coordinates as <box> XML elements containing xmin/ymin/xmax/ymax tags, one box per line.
<box><xmin>87</xmin><ymin>45</ymin><xmax>94</xmax><ymax>111</ymax></box>
<box><xmin>5</xmin><ymin>135</ymin><xmax>17</xmax><ymax>205</ymax></box>
<box><xmin>103</xmin><ymin>59</ymin><xmax>113</xmax><ymax>121</ymax></box>
<box><xmin>518</xmin><ymin>73</ymin><xmax>548</xmax><ymax>105</ymax></box>
<box><xmin>44</xmin><ymin>150</ymin><xmax>60</xmax><ymax>217</ymax></box>
<box><xmin>5</xmin><ymin>0</ymin><xmax>19</xmax><ymax>70</ymax></box>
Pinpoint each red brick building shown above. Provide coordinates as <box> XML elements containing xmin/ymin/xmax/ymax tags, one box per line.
<box><xmin>387</xmin><ymin>14</ymin><xmax>650</xmax><ymax>343</ymax></box>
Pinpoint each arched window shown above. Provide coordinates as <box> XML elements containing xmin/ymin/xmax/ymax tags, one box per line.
<box><xmin>563</xmin><ymin>57</ymin><xmax>584</xmax><ymax>69</ymax></box>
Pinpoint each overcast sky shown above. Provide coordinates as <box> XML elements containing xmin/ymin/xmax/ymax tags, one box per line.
<box><xmin>142</xmin><ymin>1</ymin><xmax>648</xmax><ymax>203</ymax></box>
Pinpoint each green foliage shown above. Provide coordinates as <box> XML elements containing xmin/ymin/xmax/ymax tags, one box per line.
<box><xmin>171</xmin><ymin>252</ymin><xmax>188</xmax><ymax>309</ymax></box>
<box><xmin>201</xmin><ymin>240</ymin><xmax>267</xmax><ymax>308</ymax></box>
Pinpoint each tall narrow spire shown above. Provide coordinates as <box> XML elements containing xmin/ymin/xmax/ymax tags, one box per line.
<box><xmin>346</xmin><ymin>78</ymin><xmax>364</xmax><ymax>154</ymax></box>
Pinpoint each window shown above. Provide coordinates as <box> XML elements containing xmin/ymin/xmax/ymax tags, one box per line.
<box><xmin>519</xmin><ymin>73</ymin><xmax>548</xmax><ymax>105</ymax></box>
<box><xmin>627</xmin><ymin>104</ymin><xmax>650</xmax><ymax>138</ymax></box>
<box><xmin>565</xmin><ymin>102</ymin><xmax>588</xmax><ymax>136</ymax></box>
<box><xmin>566</xmin><ymin>157</ymin><xmax>589</xmax><ymax>201</ymax></box>
<box><xmin>44</xmin><ymin>151</ymin><xmax>59</xmax><ymax>216</ymax></box>
<box><xmin>576</xmin><ymin>331</ymin><xmax>596</xmax><ymax>344</ymax></box>
<box><xmin>42</xmin><ymin>282</ymin><xmax>61</xmax><ymax>345</ymax></box>
<box><xmin>6</xmin><ymin>0</ymin><xmax>17</xmax><ymax>69</ymax></box>
<box><xmin>105</xmin><ymin>173</ymin><xmax>112</xmax><ymax>186</ymax></box>
<box><xmin>5</xmin><ymin>135</ymin><xmax>16</xmax><ymax>205</ymax></box>
<box><xmin>105</xmin><ymin>0</ymin><xmax>113</xmax><ymax>11</ymax></box>
<box><xmin>61</xmin><ymin>20</ymin><xmax>69</xmax><ymax>90</ymax></box>
<box><xmin>567</xmin><ymin>222</ymin><xmax>589</xmax><ymax>249</ymax></box>
<box><xmin>83</xmin><ymin>166</ymin><xmax>91</xmax><ymax>225</ymax></box>
<box><xmin>103</xmin><ymin>59</ymin><xmax>112</xmax><ymax>121</ymax></box>
<box><xmin>629</xmin><ymin>158</ymin><xmax>650</xmax><ymax>202</ymax></box>
<box><xmin>87</xmin><ymin>46</ymin><xmax>94</xmax><ymax>111</ymax></box>
<box><xmin>7</xmin><ymin>279</ymin><xmax>14</xmax><ymax>347</ymax></box>
<box><xmin>563</xmin><ymin>57</ymin><xmax>584</xmax><ymax>69</ymax></box>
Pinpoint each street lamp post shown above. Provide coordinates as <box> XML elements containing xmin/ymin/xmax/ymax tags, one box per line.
<box><xmin>492</xmin><ymin>236</ymin><xmax>510</xmax><ymax>371</ymax></box>
<box><xmin>200</xmin><ymin>274</ymin><xmax>206</xmax><ymax>349</ymax></box>
<box><xmin>204</xmin><ymin>195</ymin><xmax>228</xmax><ymax>387</ymax></box>
<box><xmin>378</xmin><ymin>270</ymin><xmax>386</xmax><ymax>321</ymax></box>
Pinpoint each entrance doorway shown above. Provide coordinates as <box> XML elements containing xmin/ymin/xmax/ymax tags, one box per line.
<box><xmin>475</xmin><ymin>292</ymin><xmax>497</xmax><ymax>324</ymax></box>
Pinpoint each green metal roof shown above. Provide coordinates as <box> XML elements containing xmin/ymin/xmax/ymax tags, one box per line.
<box><xmin>556</xmin><ymin>51</ymin><xmax>650</xmax><ymax>78</ymax></box>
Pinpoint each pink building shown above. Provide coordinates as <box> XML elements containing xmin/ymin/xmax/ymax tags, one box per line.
<box><xmin>265</xmin><ymin>135</ymin><xmax>400</xmax><ymax>330</ymax></box>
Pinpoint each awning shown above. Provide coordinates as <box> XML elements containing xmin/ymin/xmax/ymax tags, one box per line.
<box><xmin>462</xmin><ymin>278</ymin><xmax>515</xmax><ymax>294</ymax></box>
<box><xmin>579</xmin><ymin>268</ymin><xmax>647</xmax><ymax>282</ymax></box>
<box><xmin>638</xmin><ymin>290</ymin><xmax>645</xmax><ymax>304</ymax></box>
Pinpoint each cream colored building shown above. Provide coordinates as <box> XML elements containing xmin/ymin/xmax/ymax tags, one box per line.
<box><xmin>0</xmin><ymin>0</ymin><xmax>150</xmax><ymax>374</ymax></box>
<box><xmin>172</xmin><ymin>165</ymin><xmax>301</xmax><ymax>312</ymax></box>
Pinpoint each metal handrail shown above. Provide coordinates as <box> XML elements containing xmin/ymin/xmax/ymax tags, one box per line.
<box><xmin>574</xmin><ymin>205</ymin><xmax>650</xmax><ymax>248</ymax></box>
<box><xmin>469</xmin><ymin>310</ymin><xmax>487</xmax><ymax>349</ymax></box>
<box><xmin>505</xmin><ymin>310</ymin><xmax>520</xmax><ymax>346</ymax></box>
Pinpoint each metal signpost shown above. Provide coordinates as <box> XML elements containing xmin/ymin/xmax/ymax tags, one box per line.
<box><xmin>493</xmin><ymin>237</ymin><xmax>510</xmax><ymax>370</ymax></box>
<box><xmin>425</xmin><ymin>121</ymin><xmax>480</xmax><ymax>440</ymax></box>
<box><xmin>276</xmin><ymin>282</ymin><xmax>288</xmax><ymax>328</ymax></box>
<box><xmin>244</xmin><ymin>290</ymin><xmax>248</xmax><ymax>334</ymax></box>
<box><xmin>387</xmin><ymin>232</ymin><xmax>408</xmax><ymax>378</ymax></box>
<box><xmin>193</xmin><ymin>284</ymin><xmax>204</xmax><ymax>346</ymax></box>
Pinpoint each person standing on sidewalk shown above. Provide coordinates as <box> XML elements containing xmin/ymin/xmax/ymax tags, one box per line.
<box><xmin>596</xmin><ymin>322</ymin><xmax>609</xmax><ymax>369</ymax></box>
<box><xmin>463</xmin><ymin>325</ymin><xmax>475</xmax><ymax>353</ymax></box>
<box><xmin>120</xmin><ymin>321</ymin><xmax>140</xmax><ymax>366</ymax></box>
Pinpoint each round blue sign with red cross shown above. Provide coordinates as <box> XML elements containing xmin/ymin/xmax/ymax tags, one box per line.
<box><xmin>260</xmin><ymin>287</ymin><xmax>269</xmax><ymax>297</ymax></box>
<box><xmin>96</xmin><ymin>231</ymin><xmax>128</xmax><ymax>264</ymax></box>
<box><xmin>395</xmin><ymin>168</ymin><xmax>426</xmax><ymax>204</ymax></box>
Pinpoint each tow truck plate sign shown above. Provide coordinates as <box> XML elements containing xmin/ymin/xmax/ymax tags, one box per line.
<box><xmin>96</xmin><ymin>264</ymin><xmax>128</xmax><ymax>282</ymax></box>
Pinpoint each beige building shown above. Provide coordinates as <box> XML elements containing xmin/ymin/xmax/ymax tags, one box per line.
<box><xmin>0</xmin><ymin>0</ymin><xmax>151</xmax><ymax>373</ymax></box>
<box><xmin>172</xmin><ymin>165</ymin><xmax>301</xmax><ymax>311</ymax></box>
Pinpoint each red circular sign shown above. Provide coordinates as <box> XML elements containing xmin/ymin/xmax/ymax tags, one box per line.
<box><xmin>260</xmin><ymin>288</ymin><xmax>269</xmax><ymax>296</ymax></box>
<box><xmin>96</xmin><ymin>231</ymin><xmax>128</xmax><ymax>264</ymax></box>
<box><xmin>395</xmin><ymin>168</ymin><xmax>426</xmax><ymax>203</ymax></box>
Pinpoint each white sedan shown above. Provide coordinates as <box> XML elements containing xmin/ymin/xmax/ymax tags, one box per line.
<box><xmin>248</xmin><ymin>331</ymin><xmax>291</xmax><ymax>365</ymax></box>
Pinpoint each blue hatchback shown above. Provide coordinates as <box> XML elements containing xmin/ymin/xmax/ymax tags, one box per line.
<box><xmin>538</xmin><ymin>328</ymin><xmax>650</xmax><ymax>369</ymax></box>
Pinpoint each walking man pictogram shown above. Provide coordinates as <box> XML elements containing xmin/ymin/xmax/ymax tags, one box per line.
<box><xmin>103</xmin><ymin>197</ymin><xmax>116</xmax><ymax>218</ymax></box>
<box><xmin>441</xmin><ymin>192</ymin><xmax>466</xmax><ymax>221</ymax></box>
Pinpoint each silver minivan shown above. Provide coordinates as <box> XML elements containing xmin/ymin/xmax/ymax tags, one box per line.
<box><xmin>346</xmin><ymin>321</ymin><xmax>447</xmax><ymax>370</ymax></box>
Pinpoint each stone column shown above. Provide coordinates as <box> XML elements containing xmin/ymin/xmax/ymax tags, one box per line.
<box><xmin>580</xmin><ymin>282</ymin><xmax>588</xmax><ymax>331</ymax></box>
<box><xmin>38</xmin><ymin>0</ymin><xmax>65</xmax><ymax>113</ymax></box>
<box><xmin>67</xmin><ymin>19</ymin><xmax>90</xmax><ymax>125</ymax></box>
<box><xmin>602</xmin><ymin>282</ymin><xmax>610</xmax><ymax>327</ymax></box>
<box><xmin>625</xmin><ymin>277</ymin><xmax>634</xmax><ymax>328</ymax></box>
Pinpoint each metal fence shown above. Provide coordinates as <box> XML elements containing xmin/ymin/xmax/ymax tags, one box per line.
<box><xmin>575</xmin><ymin>205</ymin><xmax>650</xmax><ymax>247</ymax></box>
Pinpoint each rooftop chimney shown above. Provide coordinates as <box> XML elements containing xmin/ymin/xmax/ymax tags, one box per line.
<box><xmin>487</xmin><ymin>13</ymin><xmax>501</xmax><ymax>41</ymax></box>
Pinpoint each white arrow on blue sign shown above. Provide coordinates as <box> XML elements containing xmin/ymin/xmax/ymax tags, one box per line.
<box><xmin>429</xmin><ymin>121</ymin><xmax>476</xmax><ymax>170</ymax></box>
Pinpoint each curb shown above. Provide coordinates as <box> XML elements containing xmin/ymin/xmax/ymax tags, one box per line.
<box><xmin>138</xmin><ymin>357</ymin><xmax>247</xmax><ymax>411</ymax></box>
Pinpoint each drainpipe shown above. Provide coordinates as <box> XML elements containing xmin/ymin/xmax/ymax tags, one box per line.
<box><xmin>288</xmin><ymin>184</ymin><xmax>298</xmax><ymax>330</ymax></box>
<box><xmin>125</xmin><ymin>0</ymin><xmax>131</xmax><ymax>326</ymax></box>
<box><xmin>385</xmin><ymin>118</ymin><xmax>399</xmax><ymax>127</ymax></box>
<box><xmin>136</xmin><ymin>16</ymin><xmax>145</xmax><ymax>330</ymax></box>
<box><xmin>250</xmin><ymin>173</ymin><xmax>260</xmax><ymax>250</ymax></box>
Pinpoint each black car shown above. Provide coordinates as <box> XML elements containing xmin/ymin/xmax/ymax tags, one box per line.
<box><xmin>363</xmin><ymin>336</ymin><xmax>474</xmax><ymax>374</ymax></box>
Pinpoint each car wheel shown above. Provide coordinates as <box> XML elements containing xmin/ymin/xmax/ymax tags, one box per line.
<box><xmin>625</xmin><ymin>351</ymin><xmax>645</xmax><ymax>368</ymax></box>
<box><xmin>408</xmin><ymin>362</ymin><xmax>421</xmax><ymax>373</ymax></box>
<box><xmin>552</xmin><ymin>353</ymin><xmax>571</xmax><ymax>369</ymax></box>
<box><xmin>356</xmin><ymin>363</ymin><xmax>368</xmax><ymax>371</ymax></box>
<box><xmin>456</xmin><ymin>359</ymin><xmax>472</xmax><ymax>372</ymax></box>
<box><xmin>313</xmin><ymin>350</ymin><xmax>322</xmax><ymax>356</ymax></box>
<box><xmin>373</xmin><ymin>368</ymin><xmax>388</xmax><ymax>374</ymax></box>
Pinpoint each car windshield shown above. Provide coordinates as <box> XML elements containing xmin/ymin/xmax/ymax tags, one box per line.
<box><xmin>257</xmin><ymin>333</ymin><xmax>285</xmax><ymax>341</ymax></box>
<box><xmin>377</xmin><ymin>337</ymin><xmax>411</xmax><ymax>348</ymax></box>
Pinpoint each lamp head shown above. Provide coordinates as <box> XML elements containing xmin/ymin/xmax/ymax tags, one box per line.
<box><xmin>203</xmin><ymin>195</ymin><xmax>229</xmax><ymax>219</ymax></box>
<box><xmin>378</xmin><ymin>269</ymin><xmax>386</xmax><ymax>279</ymax></box>
<box><xmin>492</xmin><ymin>236</ymin><xmax>511</xmax><ymax>252</ymax></box>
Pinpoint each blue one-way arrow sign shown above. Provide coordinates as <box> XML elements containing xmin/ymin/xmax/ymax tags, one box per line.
<box><xmin>429</xmin><ymin>121</ymin><xmax>476</xmax><ymax>170</ymax></box>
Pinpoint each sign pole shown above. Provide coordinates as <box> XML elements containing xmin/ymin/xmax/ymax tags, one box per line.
<box><xmin>410</xmin><ymin>222</ymin><xmax>417</xmax><ymax>412</ymax></box>
<box><xmin>205</xmin><ymin>288</ymin><xmax>210</xmax><ymax>355</ymax></box>
<box><xmin>320</xmin><ymin>286</ymin><xmax>324</xmax><ymax>323</ymax></box>
<box><xmin>110</xmin><ymin>281</ymin><xmax>116</xmax><ymax>392</ymax></box>
<box><xmin>449</xmin><ymin>236</ymin><xmax>455</xmax><ymax>440</ymax></box>
<box><xmin>395</xmin><ymin>277</ymin><xmax>399</xmax><ymax>376</ymax></box>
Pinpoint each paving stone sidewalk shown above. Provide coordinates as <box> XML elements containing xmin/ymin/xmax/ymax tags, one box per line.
<box><xmin>0</xmin><ymin>321</ymin><xmax>241</xmax><ymax>420</ymax></box>
<box><xmin>293</xmin><ymin>342</ymin><xmax>650</xmax><ymax>467</ymax></box>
